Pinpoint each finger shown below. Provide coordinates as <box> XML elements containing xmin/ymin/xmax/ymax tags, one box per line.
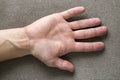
<box><xmin>73</xmin><ymin>26</ymin><xmax>108</xmax><ymax>39</ymax></box>
<box><xmin>60</xmin><ymin>6</ymin><xmax>85</xmax><ymax>19</ymax></box>
<box><xmin>55</xmin><ymin>58</ymin><xmax>74</xmax><ymax>72</ymax></box>
<box><xmin>74</xmin><ymin>42</ymin><xmax>104</xmax><ymax>52</ymax></box>
<box><xmin>69</xmin><ymin>18</ymin><xmax>101</xmax><ymax>30</ymax></box>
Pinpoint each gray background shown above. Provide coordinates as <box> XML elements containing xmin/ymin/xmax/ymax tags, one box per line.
<box><xmin>0</xmin><ymin>0</ymin><xmax>120</xmax><ymax>80</ymax></box>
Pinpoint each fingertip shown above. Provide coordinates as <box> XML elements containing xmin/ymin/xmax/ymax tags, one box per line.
<box><xmin>61</xmin><ymin>6</ymin><xmax>85</xmax><ymax>19</ymax></box>
<box><xmin>76</xmin><ymin>6</ymin><xmax>85</xmax><ymax>13</ymax></box>
<box><xmin>78</xmin><ymin>6</ymin><xmax>85</xmax><ymax>10</ymax></box>
<box><xmin>69</xmin><ymin>65</ymin><xmax>75</xmax><ymax>72</ymax></box>
<box><xmin>95</xmin><ymin>18</ymin><xmax>101</xmax><ymax>21</ymax></box>
<box><xmin>93</xmin><ymin>18</ymin><xmax>102</xmax><ymax>25</ymax></box>
<box><xmin>80</xmin><ymin>6</ymin><xmax>85</xmax><ymax>10</ymax></box>
<box><xmin>96</xmin><ymin>26</ymin><xmax>108</xmax><ymax>36</ymax></box>
<box><xmin>102</xmin><ymin>26</ymin><xmax>108</xmax><ymax>32</ymax></box>
<box><xmin>101</xmin><ymin>26</ymin><xmax>108</xmax><ymax>35</ymax></box>
<box><xmin>96</xmin><ymin>42</ymin><xmax>105</xmax><ymax>51</ymax></box>
<box><xmin>62</xmin><ymin>60</ymin><xmax>74</xmax><ymax>72</ymax></box>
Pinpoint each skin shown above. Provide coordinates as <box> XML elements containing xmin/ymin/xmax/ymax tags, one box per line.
<box><xmin>24</xmin><ymin>6</ymin><xmax>108</xmax><ymax>72</ymax></box>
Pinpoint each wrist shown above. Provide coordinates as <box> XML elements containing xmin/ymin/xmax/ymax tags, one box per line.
<box><xmin>23</xmin><ymin>26</ymin><xmax>35</xmax><ymax>55</ymax></box>
<box><xmin>0</xmin><ymin>27</ymin><xmax>31</xmax><ymax>50</ymax></box>
<box><xmin>19</xmin><ymin>28</ymin><xmax>30</xmax><ymax>49</ymax></box>
<box><xmin>0</xmin><ymin>28</ymin><xmax>31</xmax><ymax>61</ymax></box>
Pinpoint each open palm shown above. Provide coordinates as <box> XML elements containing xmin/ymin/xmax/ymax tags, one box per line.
<box><xmin>25</xmin><ymin>7</ymin><xmax>107</xmax><ymax>72</ymax></box>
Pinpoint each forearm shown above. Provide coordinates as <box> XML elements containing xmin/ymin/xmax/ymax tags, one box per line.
<box><xmin>0</xmin><ymin>28</ymin><xmax>30</xmax><ymax>61</ymax></box>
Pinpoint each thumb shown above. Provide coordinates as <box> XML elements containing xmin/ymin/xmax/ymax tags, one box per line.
<box><xmin>55</xmin><ymin>58</ymin><xmax>74</xmax><ymax>72</ymax></box>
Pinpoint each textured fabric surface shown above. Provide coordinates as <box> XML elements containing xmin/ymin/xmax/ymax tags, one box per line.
<box><xmin>0</xmin><ymin>0</ymin><xmax>120</xmax><ymax>80</ymax></box>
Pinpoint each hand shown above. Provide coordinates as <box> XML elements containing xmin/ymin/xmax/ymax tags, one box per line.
<box><xmin>24</xmin><ymin>7</ymin><xmax>108</xmax><ymax>72</ymax></box>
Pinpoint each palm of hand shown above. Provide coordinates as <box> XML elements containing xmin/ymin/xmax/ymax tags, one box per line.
<box><xmin>25</xmin><ymin>7</ymin><xmax>107</xmax><ymax>72</ymax></box>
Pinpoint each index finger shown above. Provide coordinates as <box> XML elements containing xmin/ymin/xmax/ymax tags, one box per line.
<box><xmin>59</xmin><ymin>7</ymin><xmax>85</xmax><ymax>19</ymax></box>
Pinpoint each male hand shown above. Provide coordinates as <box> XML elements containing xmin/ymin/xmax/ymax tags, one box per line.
<box><xmin>25</xmin><ymin>7</ymin><xmax>108</xmax><ymax>72</ymax></box>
